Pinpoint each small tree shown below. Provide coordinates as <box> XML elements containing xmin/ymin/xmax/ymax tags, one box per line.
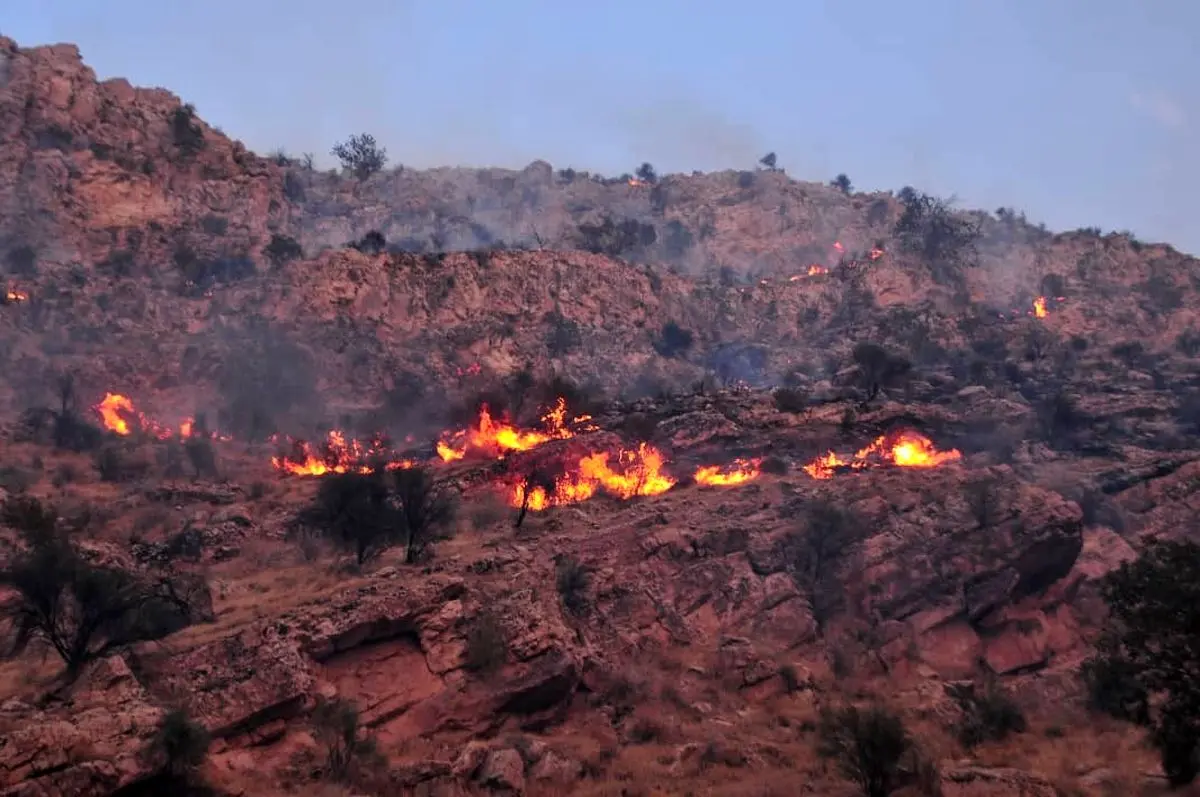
<box><xmin>555</xmin><ymin>554</ymin><xmax>591</xmax><ymax>616</ymax></box>
<box><xmin>780</xmin><ymin>501</ymin><xmax>862</xmax><ymax>630</ymax></box>
<box><xmin>311</xmin><ymin>697</ymin><xmax>382</xmax><ymax>782</ymax></box>
<box><xmin>142</xmin><ymin>708</ymin><xmax>211</xmax><ymax>786</ymax></box>
<box><xmin>818</xmin><ymin>704</ymin><xmax>911</xmax><ymax>797</ymax></box>
<box><xmin>294</xmin><ymin>471</ymin><xmax>402</xmax><ymax>566</ymax></box>
<box><xmin>392</xmin><ymin>466</ymin><xmax>453</xmax><ymax>564</ymax></box>
<box><xmin>759</xmin><ymin>152</ymin><xmax>778</xmax><ymax>170</ymax></box>
<box><xmin>1082</xmin><ymin>538</ymin><xmax>1200</xmax><ymax>786</ymax></box>
<box><xmin>331</xmin><ymin>133</ymin><xmax>388</xmax><ymax>180</ymax></box>
<box><xmin>831</xmin><ymin>174</ymin><xmax>853</xmax><ymax>193</ymax></box>
<box><xmin>514</xmin><ymin>467</ymin><xmax>557</xmax><ymax>529</ymax></box>
<box><xmin>0</xmin><ymin>496</ymin><xmax>199</xmax><ymax>678</ymax></box>
<box><xmin>635</xmin><ymin>162</ymin><xmax>658</xmax><ymax>184</ymax></box>
<box><xmin>852</xmin><ymin>342</ymin><xmax>911</xmax><ymax>403</ymax></box>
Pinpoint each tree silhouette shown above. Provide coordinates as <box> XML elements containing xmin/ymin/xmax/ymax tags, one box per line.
<box><xmin>818</xmin><ymin>704</ymin><xmax>911</xmax><ymax>797</ymax></box>
<box><xmin>331</xmin><ymin>133</ymin><xmax>388</xmax><ymax>180</ymax></box>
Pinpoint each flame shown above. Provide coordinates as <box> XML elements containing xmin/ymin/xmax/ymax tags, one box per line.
<box><xmin>628</xmin><ymin>177</ymin><xmax>646</xmax><ymax>187</ymax></box>
<box><xmin>694</xmin><ymin>458</ymin><xmax>762</xmax><ymax>487</ymax></box>
<box><xmin>833</xmin><ymin>241</ymin><xmax>845</xmax><ymax>253</ymax></box>
<box><xmin>509</xmin><ymin>442</ymin><xmax>676</xmax><ymax>511</ymax></box>
<box><xmin>789</xmin><ymin>264</ymin><xmax>829</xmax><ymax>281</ymax></box>
<box><xmin>868</xmin><ymin>247</ymin><xmax>884</xmax><ymax>261</ymax></box>
<box><xmin>803</xmin><ymin>431</ymin><xmax>961</xmax><ymax>480</ymax></box>
<box><xmin>271</xmin><ymin>430</ymin><xmax>414</xmax><ymax>477</ymax></box>
<box><xmin>96</xmin><ymin>393</ymin><xmax>136</xmax><ymax>435</ymax></box>
<box><xmin>437</xmin><ymin>397</ymin><xmax>579</xmax><ymax>462</ymax></box>
<box><xmin>4</xmin><ymin>288</ymin><xmax>28</xmax><ymax>303</ymax></box>
<box><xmin>1032</xmin><ymin>296</ymin><xmax>1048</xmax><ymax>318</ymax></box>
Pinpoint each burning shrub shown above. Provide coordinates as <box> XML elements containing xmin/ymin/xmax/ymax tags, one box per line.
<box><xmin>653</xmin><ymin>321</ymin><xmax>695</xmax><ymax>359</ymax></box>
<box><xmin>331</xmin><ymin>133</ymin><xmax>388</xmax><ymax>180</ymax></box>
<box><xmin>264</xmin><ymin>234</ymin><xmax>303</xmax><ymax>267</ymax></box>
<box><xmin>817</xmin><ymin>703</ymin><xmax>911</xmax><ymax>797</ymax></box>
<box><xmin>0</xmin><ymin>496</ymin><xmax>207</xmax><ymax>679</ymax></box>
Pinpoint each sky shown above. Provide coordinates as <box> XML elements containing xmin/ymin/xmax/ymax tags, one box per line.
<box><xmin>4</xmin><ymin>1</ymin><xmax>1198</xmax><ymax>254</ymax></box>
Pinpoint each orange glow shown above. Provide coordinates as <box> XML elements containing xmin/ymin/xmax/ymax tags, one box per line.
<box><xmin>271</xmin><ymin>430</ymin><xmax>414</xmax><ymax>477</ymax></box>
<box><xmin>96</xmin><ymin>393</ymin><xmax>136</xmax><ymax>435</ymax></box>
<box><xmin>694</xmin><ymin>458</ymin><xmax>762</xmax><ymax>487</ymax></box>
<box><xmin>1032</xmin><ymin>296</ymin><xmax>1048</xmax><ymax>318</ymax></box>
<box><xmin>436</xmin><ymin>397</ymin><xmax>579</xmax><ymax>462</ymax></box>
<box><xmin>508</xmin><ymin>442</ymin><xmax>676</xmax><ymax>511</ymax></box>
<box><xmin>4</xmin><ymin>289</ymin><xmax>28</xmax><ymax>303</ymax></box>
<box><xmin>802</xmin><ymin>431</ymin><xmax>961</xmax><ymax>480</ymax></box>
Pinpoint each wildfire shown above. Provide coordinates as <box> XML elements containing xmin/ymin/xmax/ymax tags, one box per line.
<box><xmin>271</xmin><ymin>430</ymin><xmax>414</xmax><ymax>477</ymax></box>
<box><xmin>627</xmin><ymin>177</ymin><xmax>646</xmax><ymax>187</ymax></box>
<box><xmin>694</xmin><ymin>458</ymin><xmax>762</xmax><ymax>487</ymax></box>
<box><xmin>509</xmin><ymin>442</ymin><xmax>676</xmax><ymax>511</ymax></box>
<box><xmin>1033</xmin><ymin>296</ymin><xmax>1048</xmax><ymax>318</ymax></box>
<box><xmin>803</xmin><ymin>431</ymin><xmax>961</xmax><ymax>480</ymax></box>
<box><xmin>95</xmin><ymin>393</ymin><xmax>217</xmax><ymax>440</ymax></box>
<box><xmin>789</xmin><ymin>265</ymin><xmax>829</xmax><ymax>281</ymax></box>
<box><xmin>4</xmin><ymin>288</ymin><xmax>28</xmax><ymax>303</ymax></box>
<box><xmin>437</xmin><ymin>397</ymin><xmax>582</xmax><ymax>462</ymax></box>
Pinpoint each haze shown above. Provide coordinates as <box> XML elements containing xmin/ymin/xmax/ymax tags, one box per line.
<box><xmin>5</xmin><ymin>0</ymin><xmax>1197</xmax><ymax>254</ymax></box>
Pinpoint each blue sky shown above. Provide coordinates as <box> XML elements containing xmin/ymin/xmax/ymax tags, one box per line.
<box><xmin>5</xmin><ymin>1</ymin><xmax>1198</xmax><ymax>253</ymax></box>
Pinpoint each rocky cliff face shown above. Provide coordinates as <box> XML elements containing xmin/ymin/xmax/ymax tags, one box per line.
<box><xmin>0</xmin><ymin>36</ymin><xmax>1196</xmax><ymax>797</ymax></box>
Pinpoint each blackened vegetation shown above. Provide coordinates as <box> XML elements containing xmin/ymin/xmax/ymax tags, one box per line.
<box><xmin>351</xmin><ymin>230</ymin><xmax>387</xmax><ymax>255</ymax></box>
<box><xmin>852</xmin><ymin>342</ymin><xmax>911</xmax><ymax>404</ymax></box>
<box><xmin>544</xmin><ymin>311</ymin><xmax>583</xmax><ymax>356</ymax></box>
<box><xmin>575</xmin><ymin>216</ymin><xmax>657</xmax><ymax>258</ymax></box>
<box><xmin>173</xmin><ymin>245</ymin><xmax>255</xmax><ymax>294</ymax></box>
<box><xmin>1034</xmin><ymin>389</ymin><xmax>1090</xmax><ymax>448</ymax></box>
<box><xmin>18</xmin><ymin>373</ymin><xmax>103</xmax><ymax>452</ymax></box>
<box><xmin>331</xmin><ymin>133</ymin><xmax>388</xmax><ymax>181</ymax></box>
<box><xmin>136</xmin><ymin>708</ymin><xmax>212</xmax><ymax>792</ymax></box>
<box><xmin>555</xmin><ymin>554</ymin><xmax>591</xmax><ymax>616</ymax></box>
<box><xmin>653</xmin><ymin>321</ymin><xmax>695</xmax><ymax>359</ymax></box>
<box><xmin>264</xmin><ymin>234</ymin><xmax>303</xmax><ymax>267</ymax></box>
<box><xmin>948</xmin><ymin>680</ymin><xmax>1027</xmax><ymax>748</ymax></box>
<box><xmin>514</xmin><ymin>467</ymin><xmax>558</xmax><ymax>530</ymax></box>
<box><xmin>1081</xmin><ymin>538</ymin><xmax>1200</xmax><ymax>786</ymax></box>
<box><xmin>171</xmin><ymin>104</ymin><xmax>205</xmax><ymax>155</ymax></box>
<box><xmin>778</xmin><ymin>501</ymin><xmax>864</xmax><ymax>632</ymax></box>
<box><xmin>0</xmin><ymin>496</ymin><xmax>205</xmax><ymax>679</ymax></box>
<box><xmin>893</xmin><ymin>187</ymin><xmax>980</xmax><ymax>288</ymax></box>
<box><xmin>291</xmin><ymin>467</ymin><xmax>452</xmax><ymax>566</ymax></box>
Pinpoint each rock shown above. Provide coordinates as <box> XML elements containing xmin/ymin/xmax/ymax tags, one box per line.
<box><xmin>478</xmin><ymin>748</ymin><xmax>525</xmax><ymax>792</ymax></box>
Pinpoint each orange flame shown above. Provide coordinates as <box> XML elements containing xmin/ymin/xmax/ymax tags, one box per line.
<box><xmin>628</xmin><ymin>177</ymin><xmax>646</xmax><ymax>187</ymax></box>
<box><xmin>789</xmin><ymin>264</ymin><xmax>829</xmax><ymax>281</ymax></box>
<box><xmin>96</xmin><ymin>393</ymin><xmax>136</xmax><ymax>436</ymax></box>
<box><xmin>509</xmin><ymin>442</ymin><xmax>676</xmax><ymax>511</ymax></box>
<box><xmin>803</xmin><ymin>432</ymin><xmax>961</xmax><ymax>480</ymax></box>
<box><xmin>694</xmin><ymin>458</ymin><xmax>762</xmax><ymax>487</ymax></box>
<box><xmin>1032</xmin><ymin>296</ymin><xmax>1048</xmax><ymax>318</ymax></box>
<box><xmin>271</xmin><ymin>430</ymin><xmax>414</xmax><ymax>477</ymax></box>
<box><xmin>4</xmin><ymin>289</ymin><xmax>28</xmax><ymax>303</ymax></box>
<box><xmin>437</xmin><ymin>397</ymin><xmax>580</xmax><ymax>462</ymax></box>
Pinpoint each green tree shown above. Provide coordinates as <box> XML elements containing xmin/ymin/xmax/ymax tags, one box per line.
<box><xmin>1082</xmin><ymin>538</ymin><xmax>1200</xmax><ymax>786</ymax></box>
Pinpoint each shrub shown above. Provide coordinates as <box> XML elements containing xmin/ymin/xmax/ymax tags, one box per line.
<box><xmin>635</xmin><ymin>162</ymin><xmax>657</xmax><ymax>184</ymax></box>
<box><xmin>464</xmin><ymin>611</ymin><xmax>507</xmax><ymax>673</ymax></box>
<box><xmin>779</xmin><ymin>501</ymin><xmax>862</xmax><ymax>630</ymax></box>
<box><xmin>545</xmin><ymin>312</ymin><xmax>583</xmax><ymax>357</ymax></box>
<box><xmin>184</xmin><ymin>437</ymin><xmax>218</xmax><ymax>480</ymax></box>
<box><xmin>142</xmin><ymin>708</ymin><xmax>211</xmax><ymax>785</ymax></box>
<box><xmin>392</xmin><ymin>466</ymin><xmax>454</xmax><ymax>564</ymax></box>
<box><xmin>653</xmin><ymin>321</ymin><xmax>694</xmax><ymax>359</ymax></box>
<box><xmin>331</xmin><ymin>133</ymin><xmax>387</xmax><ymax>180</ymax></box>
<box><xmin>948</xmin><ymin>680</ymin><xmax>1026</xmax><ymax>748</ymax></box>
<box><xmin>852</xmin><ymin>342</ymin><xmax>911</xmax><ymax>403</ymax></box>
<box><xmin>759</xmin><ymin>152</ymin><xmax>777</xmax><ymax>170</ymax></box>
<box><xmin>171</xmin><ymin>104</ymin><xmax>205</xmax><ymax>154</ymax></box>
<box><xmin>0</xmin><ymin>496</ymin><xmax>202</xmax><ymax>678</ymax></box>
<box><xmin>773</xmin><ymin>386</ymin><xmax>808</xmax><ymax>414</ymax></box>
<box><xmin>817</xmin><ymin>704</ymin><xmax>911</xmax><ymax>797</ymax></box>
<box><xmin>311</xmin><ymin>697</ymin><xmax>383</xmax><ymax>782</ymax></box>
<box><xmin>293</xmin><ymin>471</ymin><xmax>402</xmax><ymax>566</ymax></box>
<box><xmin>893</xmin><ymin>188</ymin><xmax>979</xmax><ymax>279</ymax></box>
<box><xmin>1082</xmin><ymin>538</ymin><xmax>1200</xmax><ymax>785</ymax></box>
<box><xmin>351</xmin><ymin>230</ymin><xmax>387</xmax><ymax>255</ymax></box>
<box><xmin>264</xmin><ymin>234</ymin><xmax>303</xmax><ymax>267</ymax></box>
<box><xmin>555</xmin><ymin>555</ymin><xmax>591</xmax><ymax>616</ymax></box>
<box><xmin>831</xmin><ymin>174</ymin><xmax>853</xmax><ymax>193</ymax></box>
<box><xmin>964</xmin><ymin>477</ymin><xmax>1001</xmax><ymax>529</ymax></box>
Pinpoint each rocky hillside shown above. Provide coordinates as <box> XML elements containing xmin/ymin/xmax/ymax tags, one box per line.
<box><xmin>1</xmin><ymin>35</ymin><xmax>1199</xmax><ymax>797</ymax></box>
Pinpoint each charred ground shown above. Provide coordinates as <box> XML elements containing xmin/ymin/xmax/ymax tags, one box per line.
<box><xmin>1</xmin><ymin>36</ymin><xmax>1199</xmax><ymax>797</ymax></box>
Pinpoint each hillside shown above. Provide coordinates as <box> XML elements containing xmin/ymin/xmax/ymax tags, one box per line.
<box><xmin>1</xmin><ymin>36</ymin><xmax>1200</xmax><ymax>797</ymax></box>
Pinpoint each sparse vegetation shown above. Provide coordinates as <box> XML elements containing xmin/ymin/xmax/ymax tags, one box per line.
<box><xmin>555</xmin><ymin>554</ymin><xmax>591</xmax><ymax>616</ymax></box>
<box><xmin>948</xmin><ymin>679</ymin><xmax>1027</xmax><ymax>748</ymax></box>
<box><xmin>773</xmin><ymin>386</ymin><xmax>808</xmax><ymax>414</ymax></box>
<box><xmin>635</xmin><ymin>162</ymin><xmax>658</xmax><ymax>184</ymax></box>
<box><xmin>852</xmin><ymin>342</ymin><xmax>911</xmax><ymax>404</ymax></box>
<box><xmin>817</xmin><ymin>704</ymin><xmax>911</xmax><ymax>797</ymax></box>
<box><xmin>653</xmin><ymin>321</ymin><xmax>695</xmax><ymax>359</ymax></box>
<box><xmin>893</xmin><ymin>187</ymin><xmax>979</xmax><ymax>284</ymax></box>
<box><xmin>779</xmin><ymin>500</ymin><xmax>862</xmax><ymax>630</ymax></box>
<box><xmin>264</xmin><ymin>234</ymin><xmax>303</xmax><ymax>267</ymax></box>
<box><xmin>464</xmin><ymin>610</ymin><xmax>507</xmax><ymax>673</ymax></box>
<box><xmin>171</xmin><ymin>103</ymin><xmax>205</xmax><ymax>154</ymax></box>
<box><xmin>1082</xmin><ymin>538</ymin><xmax>1200</xmax><ymax>786</ymax></box>
<box><xmin>831</xmin><ymin>174</ymin><xmax>853</xmax><ymax>193</ymax></box>
<box><xmin>141</xmin><ymin>708</ymin><xmax>211</xmax><ymax>787</ymax></box>
<box><xmin>332</xmin><ymin>133</ymin><xmax>388</xmax><ymax>180</ymax></box>
<box><xmin>759</xmin><ymin>152</ymin><xmax>778</xmax><ymax>170</ymax></box>
<box><xmin>311</xmin><ymin>697</ymin><xmax>383</xmax><ymax>783</ymax></box>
